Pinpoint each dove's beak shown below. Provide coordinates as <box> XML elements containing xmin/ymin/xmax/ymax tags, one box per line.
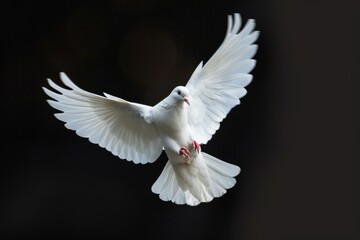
<box><xmin>183</xmin><ymin>96</ymin><xmax>190</xmax><ymax>105</ymax></box>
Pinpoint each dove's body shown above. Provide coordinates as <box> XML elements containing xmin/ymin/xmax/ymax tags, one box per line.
<box><xmin>153</xmin><ymin>94</ymin><xmax>192</xmax><ymax>155</ymax></box>
<box><xmin>43</xmin><ymin>13</ymin><xmax>258</xmax><ymax>206</ymax></box>
<box><xmin>152</xmin><ymin>92</ymin><xmax>207</xmax><ymax>202</ymax></box>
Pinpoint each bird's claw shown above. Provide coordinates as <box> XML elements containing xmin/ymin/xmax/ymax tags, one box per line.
<box><xmin>179</xmin><ymin>147</ymin><xmax>190</xmax><ymax>159</ymax></box>
<box><xmin>191</xmin><ymin>140</ymin><xmax>201</xmax><ymax>153</ymax></box>
<box><xmin>179</xmin><ymin>141</ymin><xmax>200</xmax><ymax>159</ymax></box>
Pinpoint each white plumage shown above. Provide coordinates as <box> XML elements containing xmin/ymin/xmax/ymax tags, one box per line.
<box><xmin>43</xmin><ymin>13</ymin><xmax>258</xmax><ymax>206</ymax></box>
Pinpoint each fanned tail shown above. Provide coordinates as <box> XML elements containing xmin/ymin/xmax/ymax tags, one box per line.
<box><xmin>151</xmin><ymin>152</ymin><xmax>240</xmax><ymax>206</ymax></box>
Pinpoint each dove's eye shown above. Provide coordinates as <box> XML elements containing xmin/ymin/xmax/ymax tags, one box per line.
<box><xmin>177</xmin><ymin>90</ymin><xmax>181</xmax><ymax>95</ymax></box>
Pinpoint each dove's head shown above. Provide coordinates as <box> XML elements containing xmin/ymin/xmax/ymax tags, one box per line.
<box><xmin>170</xmin><ymin>86</ymin><xmax>190</xmax><ymax>105</ymax></box>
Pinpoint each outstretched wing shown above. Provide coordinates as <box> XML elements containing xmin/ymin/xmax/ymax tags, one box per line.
<box><xmin>186</xmin><ymin>13</ymin><xmax>259</xmax><ymax>144</ymax></box>
<box><xmin>43</xmin><ymin>72</ymin><xmax>163</xmax><ymax>164</ymax></box>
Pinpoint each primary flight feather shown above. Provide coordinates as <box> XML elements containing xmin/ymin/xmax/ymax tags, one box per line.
<box><xmin>43</xmin><ymin>13</ymin><xmax>259</xmax><ymax>206</ymax></box>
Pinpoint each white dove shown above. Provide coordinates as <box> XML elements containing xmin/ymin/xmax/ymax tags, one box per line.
<box><xmin>43</xmin><ymin>13</ymin><xmax>258</xmax><ymax>206</ymax></box>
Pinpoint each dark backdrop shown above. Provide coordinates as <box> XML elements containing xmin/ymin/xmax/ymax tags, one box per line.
<box><xmin>0</xmin><ymin>0</ymin><xmax>359</xmax><ymax>239</ymax></box>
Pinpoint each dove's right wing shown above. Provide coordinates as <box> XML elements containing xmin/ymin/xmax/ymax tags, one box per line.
<box><xmin>43</xmin><ymin>72</ymin><xmax>163</xmax><ymax>164</ymax></box>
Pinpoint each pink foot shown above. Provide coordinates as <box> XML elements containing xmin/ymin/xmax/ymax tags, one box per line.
<box><xmin>191</xmin><ymin>140</ymin><xmax>201</xmax><ymax>153</ymax></box>
<box><xmin>179</xmin><ymin>147</ymin><xmax>190</xmax><ymax>159</ymax></box>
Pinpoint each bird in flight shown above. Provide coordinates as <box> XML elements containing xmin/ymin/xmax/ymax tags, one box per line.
<box><xmin>43</xmin><ymin>13</ymin><xmax>259</xmax><ymax>206</ymax></box>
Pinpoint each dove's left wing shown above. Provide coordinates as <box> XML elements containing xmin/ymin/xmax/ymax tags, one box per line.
<box><xmin>186</xmin><ymin>13</ymin><xmax>259</xmax><ymax>144</ymax></box>
<box><xmin>43</xmin><ymin>72</ymin><xmax>163</xmax><ymax>164</ymax></box>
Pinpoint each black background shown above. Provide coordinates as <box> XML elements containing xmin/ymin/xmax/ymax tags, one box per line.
<box><xmin>0</xmin><ymin>0</ymin><xmax>359</xmax><ymax>239</ymax></box>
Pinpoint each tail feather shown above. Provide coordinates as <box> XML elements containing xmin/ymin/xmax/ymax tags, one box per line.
<box><xmin>152</xmin><ymin>161</ymin><xmax>201</xmax><ymax>206</ymax></box>
<box><xmin>151</xmin><ymin>152</ymin><xmax>240</xmax><ymax>206</ymax></box>
<box><xmin>203</xmin><ymin>152</ymin><xmax>240</xmax><ymax>192</ymax></box>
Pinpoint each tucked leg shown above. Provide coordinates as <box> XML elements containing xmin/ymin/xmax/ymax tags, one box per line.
<box><xmin>191</xmin><ymin>140</ymin><xmax>201</xmax><ymax>153</ymax></box>
<box><xmin>179</xmin><ymin>147</ymin><xmax>190</xmax><ymax>159</ymax></box>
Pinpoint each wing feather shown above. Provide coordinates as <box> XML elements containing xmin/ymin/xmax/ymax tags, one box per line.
<box><xmin>43</xmin><ymin>72</ymin><xmax>163</xmax><ymax>164</ymax></box>
<box><xmin>186</xmin><ymin>13</ymin><xmax>259</xmax><ymax>144</ymax></box>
